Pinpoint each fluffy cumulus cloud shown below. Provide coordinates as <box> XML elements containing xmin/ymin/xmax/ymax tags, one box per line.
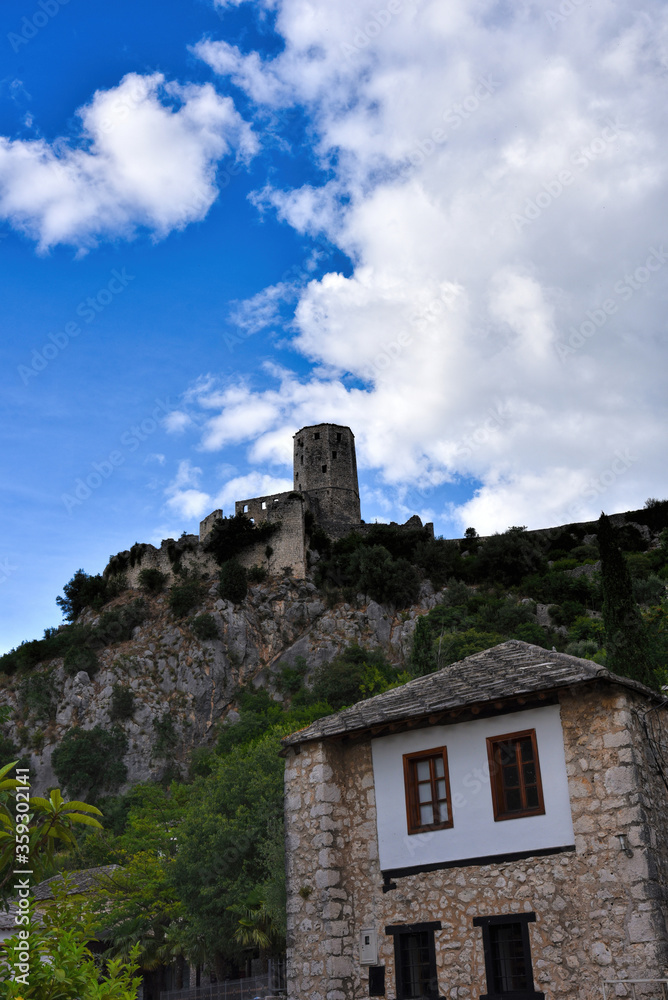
<box><xmin>0</xmin><ymin>73</ymin><xmax>258</xmax><ymax>251</ymax></box>
<box><xmin>187</xmin><ymin>0</ymin><xmax>668</xmax><ymax>533</ymax></box>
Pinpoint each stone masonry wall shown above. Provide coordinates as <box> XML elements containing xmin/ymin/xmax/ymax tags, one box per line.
<box><xmin>283</xmin><ymin>685</ymin><xmax>668</xmax><ymax>1000</ymax></box>
<box><xmin>233</xmin><ymin>493</ymin><xmax>307</xmax><ymax>578</ymax></box>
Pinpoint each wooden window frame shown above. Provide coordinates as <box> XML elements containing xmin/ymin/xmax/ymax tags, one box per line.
<box><xmin>486</xmin><ymin>729</ymin><xmax>545</xmax><ymax>823</ymax></box>
<box><xmin>473</xmin><ymin>913</ymin><xmax>544</xmax><ymax>1000</ymax></box>
<box><xmin>403</xmin><ymin>746</ymin><xmax>453</xmax><ymax>835</ymax></box>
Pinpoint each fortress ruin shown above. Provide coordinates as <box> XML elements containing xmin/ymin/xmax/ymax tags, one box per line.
<box><xmin>106</xmin><ymin>423</ymin><xmax>432</xmax><ymax>586</ymax></box>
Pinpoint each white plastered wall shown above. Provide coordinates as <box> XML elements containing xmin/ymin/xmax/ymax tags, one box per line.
<box><xmin>371</xmin><ymin>704</ymin><xmax>575</xmax><ymax>871</ymax></box>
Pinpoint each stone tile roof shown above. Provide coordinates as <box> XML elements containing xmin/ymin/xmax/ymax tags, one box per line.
<box><xmin>0</xmin><ymin>904</ymin><xmax>19</xmax><ymax>931</ymax></box>
<box><xmin>282</xmin><ymin>640</ymin><xmax>660</xmax><ymax>748</ymax></box>
<box><xmin>31</xmin><ymin>865</ymin><xmax>121</xmax><ymax>901</ymax></box>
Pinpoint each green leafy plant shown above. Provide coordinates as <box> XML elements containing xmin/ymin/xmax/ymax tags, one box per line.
<box><xmin>18</xmin><ymin>672</ymin><xmax>55</xmax><ymax>722</ymax></box>
<box><xmin>204</xmin><ymin>513</ymin><xmax>280</xmax><ymax>566</ymax></box>
<box><xmin>247</xmin><ymin>564</ymin><xmax>267</xmax><ymax>583</ymax></box>
<box><xmin>2</xmin><ymin>877</ymin><xmax>141</xmax><ymax>999</ymax></box>
<box><xmin>110</xmin><ymin>684</ymin><xmax>135</xmax><ymax>722</ymax></box>
<box><xmin>219</xmin><ymin>559</ymin><xmax>248</xmax><ymax>604</ymax></box>
<box><xmin>189</xmin><ymin>613</ymin><xmax>219</xmax><ymax>641</ymax></box>
<box><xmin>169</xmin><ymin>579</ymin><xmax>204</xmax><ymax>618</ymax></box>
<box><xmin>598</xmin><ymin>512</ymin><xmax>654</xmax><ymax>686</ymax></box>
<box><xmin>0</xmin><ymin>764</ymin><xmax>104</xmax><ymax>899</ymax></box>
<box><xmin>152</xmin><ymin>712</ymin><xmax>179</xmax><ymax>760</ymax></box>
<box><xmin>52</xmin><ymin>726</ymin><xmax>129</xmax><ymax>801</ymax></box>
<box><xmin>138</xmin><ymin>567</ymin><xmax>168</xmax><ymax>594</ymax></box>
<box><xmin>63</xmin><ymin>643</ymin><xmax>98</xmax><ymax>677</ymax></box>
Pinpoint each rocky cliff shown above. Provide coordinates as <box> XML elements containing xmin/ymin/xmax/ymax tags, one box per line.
<box><xmin>0</xmin><ymin>573</ymin><xmax>440</xmax><ymax>795</ymax></box>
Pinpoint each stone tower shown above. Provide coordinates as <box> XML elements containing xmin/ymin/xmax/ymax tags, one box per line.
<box><xmin>293</xmin><ymin>423</ymin><xmax>361</xmax><ymax>537</ymax></box>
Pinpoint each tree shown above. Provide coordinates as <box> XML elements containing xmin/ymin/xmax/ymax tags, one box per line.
<box><xmin>171</xmin><ymin>731</ymin><xmax>287</xmax><ymax>978</ymax></box>
<box><xmin>410</xmin><ymin>616</ymin><xmax>436</xmax><ymax>676</ymax></box>
<box><xmin>52</xmin><ymin>726</ymin><xmax>129</xmax><ymax>802</ymax></box>
<box><xmin>218</xmin><ymin>559</ymin><xmax>248</xmax><ymax>604</ymax></box>
<box><xmin>56</xmin><ymin>569</ymin><xmax>115</xmax><ymax>622</ymax></box>
<box><xmin>598</xmin><ymin>513</ymin><xmax>655</xmax><ymax>686</ymax></box>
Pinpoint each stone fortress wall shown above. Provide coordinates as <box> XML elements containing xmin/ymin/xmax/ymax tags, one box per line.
<box><xmin>200</xmin><ymin>423</ymin><xmax>431</xmax><ymax>579</ymax></box>
<box><xmin>106</xmin><ymin>423</ymin><xmax>432</xmax><ymax>586</ymax></box>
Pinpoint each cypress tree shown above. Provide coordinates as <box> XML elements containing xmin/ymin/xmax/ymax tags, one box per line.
<box><xmin>598</xmin><ymin>513</ymin><xmax>654</xmax><ymax>687</ymax></box>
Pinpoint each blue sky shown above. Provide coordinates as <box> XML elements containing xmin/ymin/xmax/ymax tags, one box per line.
<box><xmin>1</xmin><ymin>0</ymin><xmax>667</xmax><ymax>653</ymax></box>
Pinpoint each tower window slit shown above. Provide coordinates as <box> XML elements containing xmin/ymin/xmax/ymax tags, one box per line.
<box><xmin>322</xmin><ymin>465</ymin><xmax>327</xmax><ymax>473</ymax></box>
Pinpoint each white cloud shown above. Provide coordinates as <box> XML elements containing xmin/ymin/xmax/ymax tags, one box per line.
<box><xmin>183</xmin><ymin>0</ymin><xmax>668</xmax><ymax>532</ymax></box>
<box><xmin>0</xmin><ymin>72</ymin><xmax>258</xmax><ymax>251</ymax></box>
<box><xmin>164</xmin><ymin>410</ymin><xmax>194</xmax><ymax>434</ymax></box>
<box><xmin>165</xmin><ymin>459</ymin><xmax>212</xmax><ymax>519</ymax></box>
<box><xmin>228</xmin><ymin>283</ymin><xmax>289</xmax><ymax>335</ymax></box>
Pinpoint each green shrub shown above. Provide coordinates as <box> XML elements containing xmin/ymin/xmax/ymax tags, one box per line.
<box><xmin>247</xmin><ymin>565</ymin><xmax>267</xmax><ymax>583</ymax></box>
<box><xmin>278</xmin><ymin>656</ymin><xmax>309</xmax><ymax>695</ymax></box>
<box><xmin>219</xmin><ymin>559</ymin><xmax>248</xmax><ymax>604</ymax></box>
<box><xmin>189</xmin><ymin>613</ymin><xmax>219</xmax><ymax>641</ymax></box>
<box><xmin>204</xmin><ymin>513</ymin><xmax>280</xmax><ymax>566</ymax></box>
<box><xmin>109</xmin><ymin>684</ymin><xmax>135</xmax><ymax>722</ymax></box>
<box><xmin>152</xmin><ymin>712</ymin><xmax>178</xmax><ymax>760</ymax></box>
<box><xmin>51</xmin><ymin>725</ymin><xmax>128</xmax><ymax>800</ymax></box>
<box><xmin>475</xmin><ymin>527</ymin><xmax>547</xmax><ymax>586</ymax></box>
<box><xmin>633</xmin><ymin>574</ymin><xmax>666</xmax><ymax>606</ymax></box>
<box><xmin>310</xmin><ymin>645</ymin><xmax>401</xmax><ymax>710</ymax></box>
<box><xmin>138</xmin><ymin>568</ymin><xmax>168</xmax><ymax>594</ymax></box>
<box><xmin>565</xmin><ymin>639</ymin><xmax>600</xmax><ymax>660</ymax></box>
<box><xmin>511</xmin><ymin>622</ymin><xmax>551</xmax><ymax>648</ymax></box>
<box><xmin>18</xmin><ymin>673</ymin><xmax>55</xmax><ymax>722</ymax></box>
<box><xmin>56</xmin><ymin>569</ymin><xmax>126</xmax><ymax>622</ymax></box>
<box><xmin>63</xmin><ymin>645</ymin><xmax>98</xmax><ymax>677</ymax></box>
<box><xmin>568</xmin><ymin>615</ymin><xmax>605</xmax><ymax>644</ymax></box>
<box><xmin>168</xmin><ymin>581</ymin><xmax>204</xmax><ymax>618</ymax></box>
<box><xmin>92</xmin><ymin>599</ymin><xmax>148</xmax><ymax>646</ymax></box>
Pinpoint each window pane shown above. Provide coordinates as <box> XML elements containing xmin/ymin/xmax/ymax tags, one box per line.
<box><xmin>505</xmin><ymin>788</ymin><xmax>522</xmax><ymax>812</ymax></box>
<box><xmin>434</xmin><ymin>756</ymin><xmax>445</xmax><ymax>777</ymax></box>
<box><xmin>503</xmin><ymin>765</ymin><xmax>519</xmax><ymax>788</ymax></box>
<box><xmin>418</xmin><ymin>782</ymin><xmax>432</xmax><ymax>803</ymax></box>
<box><xmin>420</xmin><ymin>804</ymin><xmax>434</xmax><ymax>825</ymax></box>
<box><xmin>436</xmin><ymin>779</ymin><xmax>447</xmax><ymax>799</ymax></box>
<box><xmin>489</xmin><ymin>923</ymin><xmax>529</xmax><ymax>992</ymax></box>
<box><xmin>435</xmin><ymin>801</ymin><xmax>449</xmax><ymax>824</ymax></box>
<box><xmin>520</xmin><ymin>739</ymin><xmax>534</xmax><ymax>762</ymax></box>
<box><xmin>523</xmin><ymin>762</ymin><xmax>536</xmax><ymax>784</ymax></box>
<box><xmin>497</xmin><ymin>741</ymin><xmax>515</xmax><ymax>766</ymax></box>
<box><xmin>416</xmin><ymin>760</ymin><xmax>430</xmax><ymax>781</ymax></box>
<box><xmin>398</xmin><ymin>931</ymin><xmax>434</xmax><ymax>999</ymax></box>
<box><xmin>525</xmin><ymin>786</ymin><xmax>539</xmax><ymax>808</ymax></box>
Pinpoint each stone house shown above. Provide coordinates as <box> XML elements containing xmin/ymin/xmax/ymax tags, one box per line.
<box><xmin>281</xmin><ymin>640</ymin><xmax>668</xmax><ymax>1000</ymax></box>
